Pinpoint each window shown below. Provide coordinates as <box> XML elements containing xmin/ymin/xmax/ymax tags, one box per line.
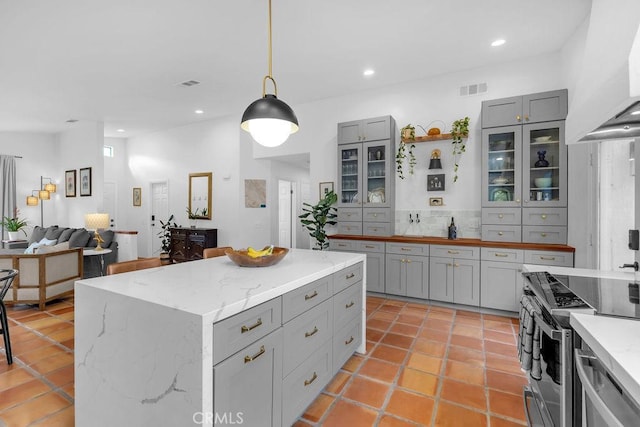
<box><xmin>103</xmin><ymin>145</ymin><xmax>114</xmax><ymax>157</ymax></box>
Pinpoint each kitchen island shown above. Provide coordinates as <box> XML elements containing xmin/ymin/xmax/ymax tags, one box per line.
<box><xmin>75</xmin><ymin>249</ymin><xmax>366</xmax><ymax>427</ymax></box>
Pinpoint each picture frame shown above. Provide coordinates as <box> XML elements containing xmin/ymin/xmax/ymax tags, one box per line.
<box><xmin>427</xmin><ymin>174</ymin><xmax>445</xmax><ymax>192</ymax></box>
<box><xmin>79</xmin><ymin>167</ymin><xmax>92</xmax><ymax>196</ymax></box>
<box><xmin>319</xmin><ymin>182</ymin><xmax>334</xmax><ymax>198</ymax></box>
<box><xmin>429</xmin><ymin>197</ymin><xmax>443</xmax><ymax>207</ymax></box>
<box><xmin>65</xmin><ymin>169</ymin><xmax>76</xmax><ymax>197</ymax></box>
<box><xmin>133</xmin><ymin>187</ymin><xmax>142</xmax><ymax>206</ymax></box>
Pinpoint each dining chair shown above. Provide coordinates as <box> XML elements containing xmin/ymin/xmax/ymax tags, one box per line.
<box><xmin>0</xmin><ymin>269</ymin><xmax>19</xmax><ymax>364</ymax></box>
<box><xmin>203</xmin><ymin>247</ymin><xmax>232</xmax><ymax>259</ymax></box>
<box><xmin>106</xmin><ymin>258</ymin><xmax>162</xmax><ymax>275</ymax></box>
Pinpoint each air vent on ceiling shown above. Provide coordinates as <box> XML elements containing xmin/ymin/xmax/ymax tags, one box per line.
<box><xmin>66</xmin><ymin>119</ymin><xmax>78</xmax><ymax>123</ymax></box>
<box><xmin>459</xmin><ymin>82</ymin><xmax>488</xmax><ymax>97</ymax></box>
<box><xmin>179</xmin><ymin>80</ymin><xmax>201</xmax><ymax>87</ymax></box>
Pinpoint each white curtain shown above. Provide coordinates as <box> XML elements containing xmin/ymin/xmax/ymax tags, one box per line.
<box><xmin>0</xmin><ymin>155</ymin><xmax>17</xmax><ymax>239</ymax></box>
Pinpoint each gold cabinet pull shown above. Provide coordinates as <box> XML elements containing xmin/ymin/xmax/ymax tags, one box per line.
<box><xmin>241</xmin><ymin>318</ymin><xmax>262</xmax><ymax>333</ymax></box>
<box><xmin>401</xmin><ymin>247</ymin><xmax>410</xmax><ymax>251</ymax></box>
<box><xmin>540</xmin><ymin>256</ymin><xmax>556</xmax><ymax>261</ymax></box>
<box><xmin>447</xmin><ymin>250</ymin><xmax>459</xmax><ymax>254</ymax></box>
<box><xmin>524</xmin><ymin>115</ymin><xmax>529</xmax><ymax>121</ymax></box>
<box><xmin>373</xmin><ymin>213</ymin><xmax>378</xmax><ymax>217</ymax></box>
<box><xmin>406</xmin><ymin>259</ymin><xmax>412</xmax><ymax>263</ymax></box>
<box><xmin>541</xmin><ymin>233</ymin><xmax>547</xmax><ymax>237</ymax></box>
<box><xmin>364</xmin><ymin>245</ymin><xmax>375</xmax><ymax>249</ymax></box>
<box><xmin>541</xmin><ymin>214</ymin><xmax>547</xmax><ymax>219</ymax></box>
<box><xmin>346</xmin><ymin>272</ymin><xmax>355</xmax><ymax>279</ymax></box>
<box><xmin>516</xmin><ymin>199</ymin><xmax>521</xmax><ymax>204</ymax></box>
<box><xmin>346</xmin><ymin>301</ymin><xmax>355</xmax><ymax>309</ymax></box>
<box><xmin>498</xmin><ymin>214</ymin><xmax>504</xmax><ymax>219</ymax></box>
<box><xmin>516</xmin><ymin>115</ymin><xmax>521</xmax><ymax>121</ymax></box>
<box><xmin>447</xmin><ymin>263</ymin><xmax>453</xmax><ymax>267</ymax></box>
<box><xmin>345</xmin><ymin>336</ymin><xmax>354</xmax><ymax>345</ymax></box>
<box><xmin>498</xmin><ymin>232</ymin><xmax>504</xmax><ymax>236</ymax></box>
<box><xmin>494</xmin><ymin>253</ymin><xmax>508</xmax><ymax>257</ymax></box>
<box><xmin>305</xmin><ymin>290</ymin><xmax>318</xmax><ymax>300</ymax></box>
<box><xmin>244</xmin><ymin>345</ymin><xmax>265</xmax><ymax>364</ymax></box>
<box><xmin>305</xmin><ymin>326</ymin><xmax>319</xmax><ymax>338</ymax></box>
<box><xmin>454</xmin><ymin>263</ymin><xmax>460</xmax><ymax>267</ymax></box>
<box><xmin>338</xmin><ymin>244</ymin><xmax>347</xmax><ymax>247</ymax></box>
<box><xmin>304</xmin><ymin>371</ymin><xmax>318</xmax><ymax>386</ymax></box>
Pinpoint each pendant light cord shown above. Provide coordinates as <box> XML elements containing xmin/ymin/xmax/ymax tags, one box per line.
<box><xmin>262</xmin><ymin>0</ymin><xmax>278</xmax><ymax>97</ymax></box>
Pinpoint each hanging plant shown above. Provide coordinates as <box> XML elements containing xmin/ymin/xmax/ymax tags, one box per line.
<box><xmin>451</xmin><ymin>116</ymin><xmax>470</xmax><ymax>182</ymax></box>
<box><xmin>397</xmin><ymin>124</ymin><xmax>416</xmax><ymax>179</ymax></box>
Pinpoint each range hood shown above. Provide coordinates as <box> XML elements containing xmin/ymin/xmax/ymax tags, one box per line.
<box><xmin>579</xmin><ymin>101</ymin><xmax>640</xmax><ymax>142</ymax></box>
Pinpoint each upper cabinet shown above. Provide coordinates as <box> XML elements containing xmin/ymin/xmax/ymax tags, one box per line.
<box><xmin>338</xmin><ymin>116</ymin><xmax>393</xmax><ymax>144</ymax></box>
<box><xmin>481</xmin><ymin>89</ymin><xmax>568</xmax><ymax>128</ymax></box>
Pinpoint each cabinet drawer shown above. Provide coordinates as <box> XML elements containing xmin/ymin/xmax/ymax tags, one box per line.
<box><xmin>333</xmin><ymin>318</ymin><xmax>362</xmax><ymax>373</ymax></box>
<box><xmin>282</xmin><ymin>275</ymin><xmax>333</xmax><ymax>323</ymax></box>
<box><xmin>337</xmin><ymin>222</ymin><xmax>362</xmax><ymax>235</ymax></box>
<box><xmin>363</xmin><ymin>208</ymin><xmax>392</xmax><ymax>223</ymax></box>
<box><xmin>334</xmin><ymin>262</ymin><xmax>363</xmax><ymax>293</ymax></box>
<box><xmin>282</xmin><ymin>343</ymin><xmax>332</xmax><ymax>426</ymax></box>
<box><xmin>522</xmin><ymin>208</ymin><xmax>567</xmax><ymax>226</ymax></box>
<box><xmin>482</xmin><ymin>225</ymin><xmax>522</xmax><ymax>243</ymax></box>
<box><xmin>522</xmin><ymin>226</ymin><xmax>567</xmax><ymax>244</ymax></box>
<box><xmin>482</xmin><ymin>208</ymin><xmax>521</xmax><ymax>225</ymax></box>
<box><xmin>213</xmin><ymin>297</ymin><xmax>282</xmax><ymax>365</ymax></box>
<box><xmin>283</xmin><ymin>299</ymin><xmax>333</xmax><ymax>375</ymax></box>
<box><xmin>481</xmin><ymin>247</ymin><xmax>524</xmax><ymax>263</ymax></box>
<box><xmin>386</xmin><ymin>242</ymin><xmax>429</xmax><ymax>256</ymax></box>
<box><xmin>430</xmin><ymin>245</ymin><xmax>480</xmax><ymax>260</ymax></box>
<box><xmin>362</xmin><ymin>222</ymin><xmax>392</xmax><ymax>236</ymax></box>
<box><xmin>357</xmin><ymin>240</ymin><xmax>384</xmax><ymax>253</ymax></box>
<box><xmin>524</xmin><ymin>250</ymin><xmax>574</xmax><ymax>267</ymax></box>
<box><xmin>337</xmin><ymin>207</ymin><xmax>362</xmax><ymax>222</ymax></box>
<box><xmin>329</xmin><ymin>239</ymin><xmax>356</xmax><ymax>251</ymax></box>
<box><xmin>333</xmin><ymin>282</ymin><xmax>362</xmax><ymax>330</ymax></box>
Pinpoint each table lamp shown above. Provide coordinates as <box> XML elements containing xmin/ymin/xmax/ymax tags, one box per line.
<box><xmin>85</xmin><ymin>213</ymin><xmax>110</xmax><ymax>251</ymax></box>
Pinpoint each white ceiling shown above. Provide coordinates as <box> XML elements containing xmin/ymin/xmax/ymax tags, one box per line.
<box><xmin>0</xmin><ymin>0</ymin><xmax>591</xmax><ymax>138</ymax></box>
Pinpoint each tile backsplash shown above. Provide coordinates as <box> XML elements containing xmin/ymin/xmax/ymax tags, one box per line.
<box><xmin>395</xmin><ymin>209</ymin><xmax>481</xmax><ymax>239</ymax></box>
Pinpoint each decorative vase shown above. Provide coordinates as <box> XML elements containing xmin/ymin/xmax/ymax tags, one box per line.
<box><xmin>7</xmin><ymin>231</ymin><xmax>20</xmax><ymax>241</ymax></box>
<box><xmin>535</xmin><ymin>150</ymin><xmax>549</xmax><ymax>168</ymax></box>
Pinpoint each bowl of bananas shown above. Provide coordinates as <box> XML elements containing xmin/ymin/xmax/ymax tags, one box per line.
<box><xmin>225</xmin><ymin>245</ymin><xmax>289</xmax><ymax>267</ymax></box>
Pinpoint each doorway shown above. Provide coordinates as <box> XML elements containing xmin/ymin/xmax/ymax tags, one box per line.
<box><xmin>278</xmin><ymin>180</ymin><xmax>296</xmax><ymax>248</ymax></box>
<box><xmin>151</xmin><ymin>181</ymin><xmax>169</xmax><ymax>256</ymax></box>
<box><xmin>598</xmin><ymin>140</ymin><xmax>635</xmax><ymax>270</ymax></box>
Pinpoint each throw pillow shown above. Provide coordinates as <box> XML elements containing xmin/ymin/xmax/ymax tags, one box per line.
<box><xmin>28</xmin><ymin>226</ymin><xmax>47</xmax><ymax>244</ymax></box>
<box><xmin>68</xmin><ymin>228</ymin><xmax>91</xmax><ymax>248</ymax></box>
<box><xmin>37</xmin><ymin>241</ymin><xmax>70</xmax><ymax>254</ymax></box>
<box><xmin>23</xmin><ymin>238</ymin><xmax>56</xmax><ymax>254</ymax></box>
<box><xmin>58</xmin><ymin>228</ymin><xmax>75</xmax><ymax>243</ymax></box>
<box><xmin>44</xmin><ymin>226</ymin><xmax>63</xmax><ymax>240</ymax></box>
<box><xmin>24</xmin><ymin>241</ymin><xmax>40</xmax><ymax>254</ymax></box>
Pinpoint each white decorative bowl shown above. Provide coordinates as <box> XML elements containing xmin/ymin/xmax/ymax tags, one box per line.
<box><xmin>534</xmin><ymin>177</ymin><xmax>552</xmax><ymax>188</ymax></box>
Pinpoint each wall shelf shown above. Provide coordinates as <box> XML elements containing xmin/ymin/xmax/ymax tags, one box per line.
<box><xmin>401</xmin><ymin>133</ymin><xmax>468</xmax><ymax>143</ymax></box>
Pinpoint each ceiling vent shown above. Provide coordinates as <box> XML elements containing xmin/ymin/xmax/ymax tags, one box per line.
<box><xmin>179</xmin><ymin>80</ymin><xmax>201</xmax><ymax>87</ymax></box>
<box><xmin>459</xmin><ymin>82</ymin><xmax>488</xmax><ymax>97</ymax></box>
<box><xmin>65</xmin><ymin>119</ymin><xmax>78</xmax><ymax>123</ymax></box>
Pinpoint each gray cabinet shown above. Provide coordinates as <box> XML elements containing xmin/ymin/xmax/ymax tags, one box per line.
<box><xmin>481</xmin><ymin>89</ymin><xmax>568</xmax><ymax>128</ymax></box>
<box><xmin>481</xmin><ymin>91</ymin><xmax>568</xmax><ymax>243</ymax></box>
<box><xmin>214</xmin><ymin>328</ymin><xmax>283</xmax><ymax>427</ymax></box>
<box><xmin>337</xmin><ymin>116</ymin><xmax>396</xmax><ymax>236</ymax></box>
<box><xmin>480</xmin><ymin>248</ymin><xmax>525</xmax><ymax>312</ymax></box>
<box><xmin>429</xmin><ymin>245</ymin><xmax>480</xmax><ymax>306</ymax></box>
<box><xmin>385</xmin><ymin>243</ymin><xmax>429</xmax><ymax>298</ymax></box>
<box><xmin>329</xmin><ymin>239</ymin><xmax>385</xmax><ymax>293</ymax></box>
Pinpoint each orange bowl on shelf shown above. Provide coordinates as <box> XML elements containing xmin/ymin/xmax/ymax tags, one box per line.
<box><xmin>225</xmin><ymin>247</ymin><xmax>289</xmax><ymax>267</ymax></box>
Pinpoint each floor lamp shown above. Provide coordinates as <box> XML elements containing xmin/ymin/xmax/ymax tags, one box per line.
<box><xmin>26</xmin><ymin>176</ymin><xmax>56</xmax><ymax>226</ymax></box>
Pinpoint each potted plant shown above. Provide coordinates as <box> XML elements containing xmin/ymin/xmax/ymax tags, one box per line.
<box><xmin>451</xmin><ymin>116</ymin><xmax>470</xmax><ymax>182</ymax></box>
<box><xmin>157</xmin><ymin>214</ymin><xmax>177</xmax><ymax>264</ymax></box>
<box><xmin>299</xmin><ymin>190</ymin><xmax>338</xmax><ymax>250</ymax></box>
<box><xmin>1</xmin><ymin>215</ymin><xmax>28</xmax><ymax>241</ymax></box>
<box><xmin>397</xmin><ymin>124</ymin><xmax>416</xmax><ymax>179</ymax></box>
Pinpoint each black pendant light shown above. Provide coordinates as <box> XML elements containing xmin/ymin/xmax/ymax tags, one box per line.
<box><xmin>241</xmin><ymin>0</ymin><xmax>299</xmax><ymax>147</ymax></box>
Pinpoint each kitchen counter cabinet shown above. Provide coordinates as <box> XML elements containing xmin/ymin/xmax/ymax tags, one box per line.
<box><xmin>480</xmin><ymin>248</ymin><xmax>525</xmax><ymax>312</ymax></box>
<box><xmin>385</xmin><ymin>243</ymin><xmax>429</xmax><ymax>298</ymax></box>
<box><xmin>75</xmin><ymin>249</ymin><xmax>366</xmax><ymax>427</ymax></box>
<box><xmin>429</xmin><ymin>246</ymin><xmax>480</xmax><ymax>306</ymax></box>
<box><xmin>330</xmin><ymin>239</ymin><xmax>385</xmax><ymax>293</ymax></box>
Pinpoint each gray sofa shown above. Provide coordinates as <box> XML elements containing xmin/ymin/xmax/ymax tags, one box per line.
<box><xmin>10</xmin><ymin>225</ymin><xmax>118</xmax><ymax>278</ymax></box>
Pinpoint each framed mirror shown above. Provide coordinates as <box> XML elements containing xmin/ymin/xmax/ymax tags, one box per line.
<box><xmin>189</xmin><ymin>172</ymin><xmax>212</xmax><ymax>219</ymax></box>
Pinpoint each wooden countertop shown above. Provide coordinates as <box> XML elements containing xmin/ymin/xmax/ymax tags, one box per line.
<box><xmin>328</xmin><ymin>234</ymin><xmax>575</xmax><ymax>253</ymax></box>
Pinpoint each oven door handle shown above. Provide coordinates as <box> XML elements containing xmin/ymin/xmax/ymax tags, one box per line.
<box><xmin>523</xmin><ymin>386</ymin><xmax>554</xmax><ymax>427</ymax></box>
<box><xmin>533</xmin><ymin>311</ymin><xmax>563</xmax><ymax>341</ymax></box>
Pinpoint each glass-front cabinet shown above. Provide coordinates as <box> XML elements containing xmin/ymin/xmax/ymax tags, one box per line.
<box><xmin>482</xmin><ymin>126</ymin><xmax>522</xmax><ymax>208</ymax></box>
<box><xmin>338</xmin><ymin>140</ymin><xmax>391</xmax><ymax>208</ymax></box>
<box><xmin>523</xmin><ymin>121</ymin><xmax>567</xmax><ymax>207</ymax></box>
<box><xmin>338</xmin><ymin>143</ymin><xmax>362</xmax><ymax>206</ymax></box>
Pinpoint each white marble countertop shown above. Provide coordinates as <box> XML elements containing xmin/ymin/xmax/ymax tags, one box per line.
<box><xmin>522</xmin><ymin>263</ymin><xmax>640</xmax><ymax>404</ymax></box>
<box><xmin>75</xmin><ymin>248</ymin><xmax>366</xmax><ymax>323</ymax></box>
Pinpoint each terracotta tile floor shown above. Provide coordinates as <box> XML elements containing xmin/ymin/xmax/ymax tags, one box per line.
<box><xmin>0</xmin><ymin>295</ymin><xmax>527</xmax><ymax>426</ymax></box>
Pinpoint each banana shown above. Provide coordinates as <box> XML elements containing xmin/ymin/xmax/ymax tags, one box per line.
<box><xmin>246</xmin><ymin>245</ymin><xmax>274</xmax><ymax>258</ymax></box>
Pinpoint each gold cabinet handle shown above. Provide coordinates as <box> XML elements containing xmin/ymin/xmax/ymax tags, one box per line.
<box><xmin>498</xmin><ymin>214</ymin><xmax>504</xmax><ymax>219</ymax></box>
<box><xmin>516</xmin><ymin>115</ymin><xmax>521</xmax><ymax>122</ymax></box>
<box><xmin>541</xmin><ymin>214</ymin><xmax>547</xmax><ymax>219</ymax></box>
<box><xmin>541</xmin><ymin>233</ymin><xmax>547</xmax><ymax>237</ymax></box>
<box><xmin>447</xmin><ymin>263</ymin><xmax>453</xmax><ymax>267</ymax></box>
<box><xmin>373</xmin><ymin>213</ymin><xmax>378</xmax><ymax>217</ymax></box>
<box><xmin>364</xmin><ymin>245</ymin><xmax>375</xmax><ymax>249</ymax></box>
<box><xmin>454</xmin><ymin>263</ymin><xmax>460</xmax><ymax>267</ymax></box>
<box><xmin>304</xmin><ymin>371</ymin><xmax>318</xmax><ymax>386</ymax></box>
<box><xmin>447</xmin><ymin>250</ymin><xmax>459</xmax><ymax>254</ymax></box>
<box><xmin>338</xmin><ymin>243</ymin><xmax>347</xmax><ymax>247</ymax></box>
<box><xmin>406</xmin><ymin>259</ymin><xmax>412</xmax><ymax>263</ymax></box>
<box><xmin>244</xmin><ymin>345</ymin><xmax>265</xmax><ymax>364</ymax></box>
<box><xmin>498</xmin><ymin>232</ymin><xmax>504</xmax><ymax>236</ymax></box>
<box><xmin>494</xmin><ymin>253</ymin><xmax>508</xmax><ymax>257</ymax></box>
<box><xmin>401</xmin><ymin>248</ymin><xmax>410</xmax><ymax>251</ymax></box>
<box><xmin>346</xmin><ymin>301</ymin><xmax>355</xmax><ymax>309</ymax></box>
<box><xmin>346</xmin><ymin>272</ymin><xmax>355</xmax><ymax>279</ymax></box>
<box><xmin>540</xmin><ymin>256</ymin><xmax>556</xmax><ymax>261</ymax></box>
<box><xmin>305</xmin><ymin>326</ymin><xmax>319</xmax><ymax>338</ymax></box>
<box><xmin>345</xmin><ymin>336</ymin><xmax>354</xmax><ymax>345</ymax></box>
<box><xmin>524</xmin><ymin>115</ymin><xmax>529</xmax><ymax>121</ymax></box>
<box><xmin>516</xmin><ymin>199</ymin><xmax>521</xmax><ymax>204</ymax></box>
<box><xmin>241</xmin><ymin>318</ymin><xmax>262</xmax><ymax>333</ymax></box>
<box><xmin>305</xmin><ymin>290</ymin><xmax>318</xmax><ymax>300</ymax></box>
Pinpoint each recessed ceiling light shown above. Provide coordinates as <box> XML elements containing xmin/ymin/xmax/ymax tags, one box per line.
<box><xmin>363</xmin><ymin>69</ymin><xmax>375</xmax><ymax>77</ymax></box>
<box><xmin>631</xmin><ymin>110</ymin><xmax>640</xmax><ymax>115</ymax></box>
<box><xmin>491</xmin><ymin>39</ymin><xmax>506</xmax><ymax>47</ymax></box>
<box><xmin>195</xmin><ymin>109</ymin><xmax>204</xmax><ymax>114</ymax></box>
<box><xmin>117</xmin><ymin>129</ymin><xmax>125</xmax><ymax>133</ymax></box>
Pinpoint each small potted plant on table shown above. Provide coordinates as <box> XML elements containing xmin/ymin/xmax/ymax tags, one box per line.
<box><xmin>158</xmin><ymin>214</ymin><xmax>177</xmax><ymax>264</ymax></box>
<box><xmin>1</xmin><ymin>214</ymin><xmax>28</xmax><ymax>241</ymax></box>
